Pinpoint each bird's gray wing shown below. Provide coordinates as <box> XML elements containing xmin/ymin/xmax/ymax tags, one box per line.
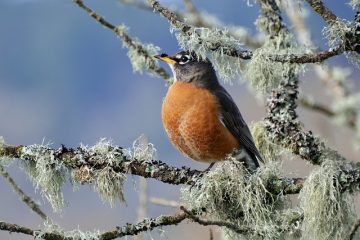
<box><xmin>213</xmin><ymin>86</ymin><xmax>264</xmax><ymax>166</ymax></box>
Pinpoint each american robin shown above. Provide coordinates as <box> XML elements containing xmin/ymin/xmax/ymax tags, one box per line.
<box><xmin>155</xmin><ymin>51</ymin><xmax>263</xmax><ymax>171</ymax></box>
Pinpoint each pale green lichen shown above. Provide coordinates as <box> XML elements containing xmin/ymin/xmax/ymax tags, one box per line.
<box><xmin>94</xmin><ymin>166</ymin><xmax>126</xmax><ymax>205</ymax></box>
<box><xmin>250</xmin><ymin>121</ymin><xmax>282</xmax><ymax>162</ymax></box>
<box><xmin>181</xmin><ymin>159</ymin><xmax>288</xmax><ymax>239</ymax></box>
<box><xmin>323</xmin><ymin>20</ymin><xmax>360</xmax><ymax>69</ymax></box>
<box><xmin>34</xmin><ymin>221</ymin><xmax>100</xmax><ymax>240</ymax></box>
<box><xmin>80</xmin><ymin>139</ymin><xmax>127</xmax><ymax>205</ymax></box>
<box><xmin>20</xmin><ymin>143</ymin><xmax>68</xmax><ymax>212</ymax></box>
<box><xmin>175</xmin><ymin>27</ymin><xmax>244</xmax><ymax>82</ymax></box>
<box><xmin>299</xmin><ymin>152</ymin><xmax>355</xmax><ymax>240</ymax></box>
<box><xmin>131</xmin><ymin>134</ymin><xmax>158</xmax><ymax>162</ymax></box>
<box><xmin>350</xmin><ymin>0</ymin><xmax>360</xmax><ymax>8</ymax></box>
<box><xmin>244</xmin><ymin>30</ymin><xmax>303</xmax><ymax>94</ymax></box>
<box><xmin>116</xmin><ymin>24</ymin><xmax>162</xmax><ymax>76</ymax></box>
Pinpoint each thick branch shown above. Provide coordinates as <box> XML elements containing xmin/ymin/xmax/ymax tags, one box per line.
<box><xmin>0</xmin><ymin>221</ymin><xmax>34</xmax><ymax>236</ymax></box>
<box><xmin>305</xmin><ymin>0</ymin><xmax>337</xmax><ymax>24</ymax></box>
<box><xmin>73</xmin><ymin>0</ymin><xmax>171</xmax><ymax>81</ymax></box>
<box><xmin>1</xmin><ymin>144</ymin><xmax>201</xmax><ymax>185</ymax></box>
<box><xmin>0</xmin><ymin>165</ymin><xmax>47</xmax><ymax>220</ymax></box>
<box><xmin>0</xmin><ymin>143</ymin><xmax>305</xmax><ymax>195</ymax></box>
<box><xmin>2</xmin><ymin>141</ymin><xmax>360</xmax><ymax>195</ymax></box>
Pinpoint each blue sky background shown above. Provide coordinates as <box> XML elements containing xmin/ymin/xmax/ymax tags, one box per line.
<box><xmin>0</xmin><ymin>1</ymin><xmax>358</xmax><ymax>239</ymax></box>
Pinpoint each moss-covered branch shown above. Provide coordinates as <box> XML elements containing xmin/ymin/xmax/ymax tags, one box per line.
<box><xmin>180</xmin><ymin>206</ymin><xmax>251</xmax><ymax>234</ymax></box>
<box><xmin>0</xmin><ymin>221</ymin><xmax>34</xmax><ymax>237</ymax></box>
<box><xmin>73</xmin><ymin>0</ymin><xmax>171</xmax><ymax>81</ymax></box>
<box><xmin>305</xmin><ymin>0</ymin><xmax>337</xmax><ymax>24</ymax></box>
<box><xmin>0</xmin><ymin>211</ymin><xmax>187</xmax><ymax>240</ymax></box>
<box><xmin>147</xmin><ymin>0</ymin><xmax>347</xmax><ymax>63</ymax></box>
<box><xmin>99</xmin><ymin>212</ymin><xmax>187</xmax><ymax>240</ymax></box>
<box><xmin>0</xmin><ymin>141</ymin><xmax>306</xmax><ymax>195</ymax></box>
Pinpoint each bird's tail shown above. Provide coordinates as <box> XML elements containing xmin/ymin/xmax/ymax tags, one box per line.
<box><xmin>232</xmin><ymin>149</ymin><xmax>261</xmax><ymax>173</ymax></box>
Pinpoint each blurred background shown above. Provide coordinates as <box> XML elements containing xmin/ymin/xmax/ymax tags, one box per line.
<box><xmin>0</xmin><ymin>0</ymin><xmax>358</xmax><ymax>239</ymax></box>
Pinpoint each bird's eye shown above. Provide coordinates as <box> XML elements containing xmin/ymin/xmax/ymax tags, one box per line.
<box><xmin>179</xmin><ymin>55</ymin><xmax>190</xmax><ymax>64</ymax></box>
<box><xmin>180</xmin><ymin>56</ymin><xmax>188</xmax><ymax>62</ymax></box>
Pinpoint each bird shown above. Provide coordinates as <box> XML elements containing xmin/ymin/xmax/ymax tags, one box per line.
<box><xmin>155</xmin><ymin>51</ymin><xmax>263</xmax><ymax>172</ymax></box>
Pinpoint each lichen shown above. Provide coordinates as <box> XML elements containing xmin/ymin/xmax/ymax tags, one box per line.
<box><xmin>244</xmin><ymin>30</ymin><xmax>303</xmax><ymax>94</ymax></box>
<box><xmin>131</xmin><ymin>134</ymin><xmax>158</xmax><ymax>162</ymax></box>
<box><xmin>19</xmin><ymin>143</ymin><xmax>68</xmax><ymax>212</ymax></box>
<box><xmin>175</xmin><ymin>27</ymin><xmax>244</xmax><ymax>82</ymax></box>
<box><xmin>323</xmin><ymin>19</ymin><xmax>360</xmax><ymax>69</ymax></box>
<box><xmin>34</xmin><ymin>221</ymin><xmax>100</xmax><ymax>240</ymax></box>
<box><xmin>299</xmin><ymin>152</ymin><xmax>355</xmax><ymax>240</ymax></box>
<box><xmin>181</xmin><ymin>159</ymin><xmax>287</xmax><ymax>239</ymax></box>
<box><xmin>350</xmin><ymin>0</ymin><xmax>360</xmax><ymax>9</ymax></box>
<box><xmin>79</xmin><ymin>139</ymin><xmax>127</xmax><ymax>205</ymax></box>
<box><xmin>116</xmin><ymin>24</ymin><xmax>162</xmax><ymax>76</ymax></box>
<box><xmin>251</xmin><ymin>121</ymin><xmax>282</xmax><ymax>162</ymax></box>
<box><xmin>94</xmin><ymin>166</ymin><xmax>126</xmax><ymax>205</ymax></box>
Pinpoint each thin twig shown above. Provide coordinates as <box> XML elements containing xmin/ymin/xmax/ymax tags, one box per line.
<box><xmin>0</xmin><ymin>211</ymin><xmax>187</xmax><ymax>240</ymax></box>
<box><xmin>209</xmin><ymin>228</ymin><xmax>214</xmax><ymax>240</ymax></box>
<box><xmin>134</xmin><ymin>177</ymin><xmax>148</xmax><ymax>240</ymax></box>
<box><xmin>349</xmin><ymin>218</ymin><xmax>360</xmax><ymax>240</ymax></box>
<box><xmin>0</xmin><ymin>165</ymin><xmax>47</xmax><ymax>220</ymax></box>
<box><xmin>180</xmin><ymin>206</ymin><xmax>250</xmax><ymax>234</ymax></box>
<box><xmin>99</xmin><ymin>212</ymin><xmax>187</xmax><ymax>240</ymax></box>
<box><xmin>73</xmin><ymin>0</ymin><xmax>171</xmax><ymax>81</ymax></box>
<box><xmin>183</xmin><ymin>0</ymin><xmax>204</xmax><ymax>27</ymax></box>
<box><xmin>149</xmin><ymin>197</ymin><xmax>183</xmax><ymax>208</ymax></box>
<box><xmin>299</xmin><ymin>96</ymin><xmax>335</xmax><ymax>117</ymax></box>
<box><xmin>121</xmin><ymin>0</ymin><xmax>263</xmax><ymax>49</ymax></box>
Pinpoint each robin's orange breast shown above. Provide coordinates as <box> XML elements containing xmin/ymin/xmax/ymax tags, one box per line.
<box><xmin>162</xmin><ymin>81</ymin><xmax>240</xmax><ymax>162</ymax></box>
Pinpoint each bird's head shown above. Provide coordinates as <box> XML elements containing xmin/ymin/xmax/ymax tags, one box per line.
<box><xmin>155</xmin><ymin>51</ymin><xmax>219</xmax><ymax>89</ymax></box>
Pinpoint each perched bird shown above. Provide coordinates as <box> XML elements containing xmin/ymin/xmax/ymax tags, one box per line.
<box><xmin>155</xmin><ymin>51</ymin><xmax>263</xmax><ymax>171</ymax></box>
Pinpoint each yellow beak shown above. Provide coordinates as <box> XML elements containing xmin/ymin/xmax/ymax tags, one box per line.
<box><xmin>154</xmin><ymin>54</ymin><xmax>177</xmax><ymax>65</ymax></box>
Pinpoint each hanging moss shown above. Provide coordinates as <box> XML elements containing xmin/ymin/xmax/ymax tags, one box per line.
<box><xmin>181</xmin><ymin>159</ymin><xmax>291</xmax><ymax>239</ymax></box>
<box><xmin>299</xmin><ymin>152</ymin><xmax>355</xmax><ymax>240</ymax></box>
<box><xmin>251</xmin><ymin>121</ymin><xmax>283</xmax><ymax>162</ymax></box>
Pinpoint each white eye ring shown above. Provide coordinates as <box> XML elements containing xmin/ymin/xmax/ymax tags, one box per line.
<box><xmin>178</xmin><ymin>55</ymin><xmax>190</xmax><ymax>65</ymax></box>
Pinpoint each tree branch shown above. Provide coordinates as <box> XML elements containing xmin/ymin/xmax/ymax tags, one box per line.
<box><xmin>0</xmin><ymin>165</ymin><xmax>47</xmax><ymax>220</ymax></box>
<box><xmin>147</xmin><ymin>0</ymin><xmax>344</xmax><ymax>63</ymax></box>
<box><xmin>2</xmin><ymin>141</ymin><xmax>360</xmax><ymax>196</ymax></box>
<box><xmin>99</xmin><ymin>212</ymin><xmax>187</xmax><ymax>240</ymax></box>
<box><xmin>0</xmin><ymin>211</ymin><xmax>188</xmax><ymax>240</ymax></box>
<box><xmin>180</xmin><ymin>206</ymin><xmax>251</xmax><ymax>234</ymax></box>
<box><xmin>299</xmin><ymin>96</ymin><xmax>335</xmax><ymax>117</ymax></box>
<box><xmin>73</xmin><ymin>0</ymin><xmax>171</xmax><ymax>81</ymax></box>
<box><xmin>304</xmin><ymin>0</ymin><xmax>337</xmax><ymax>24</ymax></box>
<box><xmin>349</xmin><ymin>218</ymin><xmax>360</xmax><ymax>240</ymax></box>
<box><xmin>0</xmin><ymin>142</ymin><xmax>306</xmax><ymax>195</ymax></box>
<box><xmin>0</xmin><ymin>221</ymin><xmax>34</xmax><ymax>236</ymax></box>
